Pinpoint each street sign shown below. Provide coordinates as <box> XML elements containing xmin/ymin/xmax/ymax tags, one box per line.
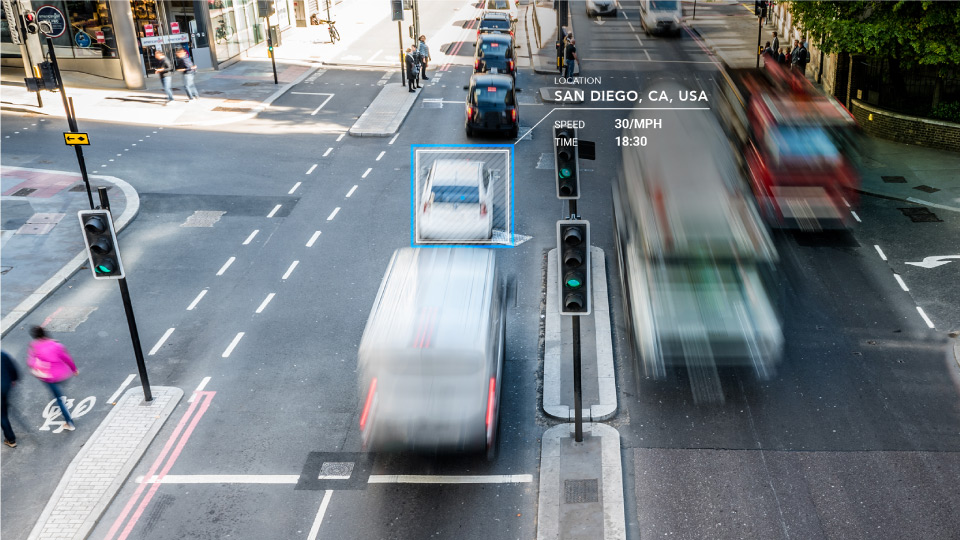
<box><xmin>95</xmin><ymin>31</ymin><xmax>105</xmax><ymax>43</ymax></box>
<box><xmin>64</xmin><ymin>132</ymin><xmax>90</xmax><ymax>146</ymax></box>
<box><xmin>144</xmin><ymin>23</ymin><xmax>154</xmax><ymax>36</ymax></box>
<box><xmin>140</xmin><ymin>35</ymin><xmax>161</xmax><ymax>47</ymax></box>
<box><xmin>140</xmin><ymin>34</ymin><xmax>188</xmax><ymax>47</ymax></box>
<box><xmin>170</xmin><ymin>21</ymin><xmax>179</xmax><ymax>34</ymax></box>
<box><xmin>75</xmin><ymin>31</ymin><xmax>92</xmax><ymax>48</ymax></box>
<box><xmin>36</xmin><ymin>5</ymin><xmax>66</xmax><ymax>38</ymax></box>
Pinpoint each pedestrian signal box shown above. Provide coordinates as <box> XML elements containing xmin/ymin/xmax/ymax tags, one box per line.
<box><xmin>78</xmin><ymin>210</ymin><xmax>125</xmax><ymax>279</ymax></box>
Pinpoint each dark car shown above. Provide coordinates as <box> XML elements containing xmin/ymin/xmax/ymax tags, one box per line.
<box><xmin>473</xmin><ymin>34</ymin><xmax>516</xmax><ymax>78</ymax></box>
<box><xmin>476</xmin><ymin>12</ymin><xmax>514</xmax><ymax>38</ymax></box>
<box><xmin>464</xmin><ymin>73</ymin><xmax>520</xmax><ymax>138</ymax></box>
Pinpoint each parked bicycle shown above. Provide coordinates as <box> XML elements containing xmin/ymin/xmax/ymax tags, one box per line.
<box><xmin>214</xmin><ymin>19</ymin><xmax>233</xmax><ymax>44</ymax></box>
<box><xmin>314</xmin><ymin>18</ymin><xmax>339</xmax><ymax>43</ymax></box>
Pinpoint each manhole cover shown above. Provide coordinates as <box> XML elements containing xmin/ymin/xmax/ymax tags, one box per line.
<box><xmin>913</xmin><ymin>185</ymin><xmax>940</xmax><ymax>193</ymax></box>
<box><xmin>26</xmin><ymin>213</ymin><xmax>66</xmax><ymax>224</ymax></box>
<box><xmin>70</xmin><ymin>184</ymin><xmax>110</xmax><ymax>192</ymax></box>
<box><xmin>11</xmin><ymin>188</ymin><xmax>37</xmax><ymax>197</ymax></box>
<box><xmin>318</xmin><ymin>462</ymin><xmax>355</xmax><ymax>480</ymax></box>
<box><xmin>564</xmin><ymin>479</ymin><xmax>599</xmax><ymax>503</ymax></box>
<box><xmin>16</xmin><ymin>223</ymin><xmax>56</xmax><ymax>235</ymax></box>
<box><xmin>881</xmin><ymin>176</ymin><xmax>907</xmax><ymax>183</ymax></box>
<box><xmin>898</xmin><ymin>207</ymin><xmax>942</xmax><ymax>222</ymax></box>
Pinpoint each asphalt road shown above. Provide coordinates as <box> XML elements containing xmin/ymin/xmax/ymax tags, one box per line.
<box><xmin>2</xmin><ymin>0</ymin><xmax>959</xmax><ymax>539</ymax></box>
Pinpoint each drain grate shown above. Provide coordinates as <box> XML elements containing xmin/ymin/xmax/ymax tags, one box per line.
<box><xmin>898</xmin><ymin>207</ymin><xmax>943</xmax><ymax>222</ymax></box>
<box><xmin>882</xmin><ymin>176</ymin><xmax>907</xmax><ymax>183</ymax></box>
<box><xmin>564</xmin><ymin>479</ymin><xmax>599</xmax><ymax>504</ymax></box>
<box><xmin>11</xmin><ymin>188</ymin><xmax>37</xmax><ymax>197</ymax></box>
<box><xmin>913</xmin><ymin>185</ymin><xmax>940</xmax><ymax>193</ymax></box>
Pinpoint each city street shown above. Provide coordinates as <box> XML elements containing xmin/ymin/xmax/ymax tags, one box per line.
<box><xmin>2</xmin><ymin>0</ymin><xmax>959</xmax><ymax>539</ymax></box>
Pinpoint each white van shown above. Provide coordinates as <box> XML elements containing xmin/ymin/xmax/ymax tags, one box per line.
<box><xmin>358</xmin><ymin>248</ymin><xmax>506</xmax><ymax>459</ymax></box>
<box><xmin>639</xmin><ymin>0</ymin><xmax>684</xmax><ymax>36</ymax></box>
<box><xmin>417</xmin><ymin>159</ymin><xmax>494</xmax><ymax>242</ymax></box>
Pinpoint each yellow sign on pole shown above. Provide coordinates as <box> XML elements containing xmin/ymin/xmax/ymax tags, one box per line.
<box><xmin>63</xmin><ymin>132</ymin><xmax>90</xmax><ymax>146</ymax></box>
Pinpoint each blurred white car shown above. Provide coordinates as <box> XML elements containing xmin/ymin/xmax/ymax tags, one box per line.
<box><xmin>483</xmin><ymin>0</ymin><xmax>519</xmax><ymax>25</ymax></box>
<box><xmin>418</xmin><ymin>159</ymin><xmax>494</xmax><ymax>241</ymax></box>
<box><xmin>586</xmin><ymin>0</ymin><xmax>617</xmax><ymax>16</ymax></box>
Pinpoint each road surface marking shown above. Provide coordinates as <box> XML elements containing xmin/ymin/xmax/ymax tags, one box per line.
<box><xmin>337</xmin><ymin>133</ymin><xmax>345</xmax><ymax>142</ymax></box>
<box><xmin>243</xmin><ymin>230</ymin><xmax>259</xmax><ymax>245</ymax></box>
<box><xmin>323</xmin><ymin>148</ymin><xmax>333</xmax><ymax>157</ymax></box>
<box><xmin>107</xmin><ymin>374</ymin><xmax>137</xmax><ymax>404</ymax></box>
<box><xmin>376</xmin><ymin>151</ymin><xmax>385</xmax><ymax>161</ymax></box>
<box><xmin>306</xmin><ymin>231</ymin><xmax>322</xmax><ymax>247</ymax></box>
<box><xmin>874</xmin><ymin>245</ymin><xmax>887</xmax><ymax>261</ymax></box>
<box><xmin>310</xmin><ymin>94</ymin><xmax>335</xmax><ymax>115</ymax></box>
<box><xmin>222</xmin><ymin>333</ymin><xmax>245</xmax><ymax>357</ymax></box>
<box><xmin>307</xmin><ymin>164</ymin><xmax>318</xmax><ymax>174</ymax></box>
<box><xmin>187</xmin><ymin>289</ymin><xmax>207</xmax><ymax>310</ymax></box>
<box><xmin>282</xmin><ymin>260</ymin><xmax>299</xmax><ymax>280</ymax></box>
<box><xmin>327</xmin><ymin>207</ymin><xmax>340</xmax><ymax>220</ymax></box>
<box><xmin>389</xmin><ymin>134</ymin><xmax>399</xmax><ymax>145</ymax></box>
<box><xmin>148</xmin><ymin>328</ymin><xmax>175</xmax><ymax>356</ymax></box>
<box><xmin>851</xmin><ymin>211</ymin><xmax>861</xmax><ymax>223</ymax></box>
<box><xmin>132</xmin><ymin>473</ymin><xmax>533</xmax><ymax>484</ymax></box>
<box><xmin>307</xmin><ymin>490</ymin><xmax>334</xmax><ymax>540</ymax></box>
<box><xmin>346</xmin><ymin>185</ymin><xmax>358</xmax><ymax>198</ymax></box>
<box><xmin>256</xmin><ymin>293</ymin><xmax>276</xmax><ymax>313</ymax></box>
<box><xmin>216</xmin><ymin>257</ymin><xmax>236</xmax><ymax>276</ymax></box>
<box><xmin>643</xmin><ymin>49</ymin><xmax>651</xmax><ymax>61</ymax></box>
<box><xmin>841</xmin><ymin>197</ymin><xmax>851</xmax><ymax>208</ymax></box>
<box><xmin>893</xmin><ymin>274</ymin><xmax>909</xmax><ymax>292</ymax></box>
<box><xmin>289</xmin><ymin>182</ymin><xmax>302</xmax><ymax>194</ymax></box>
<box><xmin>905</xmin><ymin>255</ymin><xmax>960</xmax><ymax>269</ymax></box>
<box><xmin>188</xmin><ymin>377</ymin><xmax>212</xmax><ymax>403</ymax></box>
<box><xmin>916</xmin><ymin>306</ymin><xmax>935</xmax><ymax>329</ymax></box>
<box><xmin>367</xmin><ymin>474</ymin><xmax>533</xmax><ymax>484</ymax></box>
<box><xmin>366</xmin><ymin>49</ymin><xmax>384</xmax><ymax>63</ymax></box>
<box><xmin>362</xmin><ymin>168</ymin><xmax>372</xmax><ymax>178</ymax></box>
<box><xmin>136</xmin><ymin>474</ymin><xmax>300</xmax><ymax>484</ymax></box>
<box><xmin>267</xmin><ymin>204</ymin><xmax>282</xmax><ymax>218</ymax></box>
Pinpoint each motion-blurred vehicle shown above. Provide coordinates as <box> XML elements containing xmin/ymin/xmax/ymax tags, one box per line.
<box><xmin>417</xmin><ymin>159</ymin><xmax>494</xmax><ymax>241</ymax></box>
<box><xmin>586</xmin><ymin>0</ymin><xmax>618</xmax><ymax>17</ymax></box>
<box><xmin>639</xmin><ymin>0</ymin><xmax>683</xmax><ymax>36</ymax></box>
<box><xmin>612</xmin><ymin>86</ymin><xmax>783</xmax><ymax>385</ymax></box>
<box><xmin>473</xmin><ymin>33</ymin><xmax>516</xmax><ymax>78</ymax></box>
<box><xmin>464</xmin><ymin>73</ymin><xmax>520</xmax><ymax>138</ymax></box>
<box><xmin>483</xmin><ymin>0</ymin><xmax>519</xmax><ymax>26</ymax></box>
<box><xmin>358</xmin><ymin>248</ymin><xmax>506</xmax><ymax>459</ymax></box>
<box><xmin>717</xmin><ymin>64</ymin><xmax>861</xmax><ymax>231</ymax></box>
<box><xmin>476</xmin><ymin>11</ymin><xmax>514</xmax><ymax>38</ymax></box>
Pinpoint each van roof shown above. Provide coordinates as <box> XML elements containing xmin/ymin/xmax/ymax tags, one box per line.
<box><xmin>429</xmin><ymin>160</ymin><xmax>485</xmax><ymax>187</ymax></box>
<box><xmin>360</xmin><ymin>248</ymin><xmax>495</xmax><ymax>357</ymax></box>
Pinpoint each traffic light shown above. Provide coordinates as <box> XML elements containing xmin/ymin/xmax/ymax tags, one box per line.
<box><xmin>754</xmin><ymin>0</ymin><xmax>767</xmax><ymax>18</ymax></box>
<box><xmin>554</xmin><ymin>126</ymin><xmax>579</xmax><ymax>199</ymax></box>
<box><xmin>257</xmin><ymin>0</ymin><xmax>276</xmax><ymax>18</ymax></box>
<box><xmin>78</xmin><ymin>210</ymin><xmax>125</xmax><ymax>279</ymax></box>
<box><xmin>557</xmin><ymin>220</ymin><xmax>590</xmax><ymax>315</ymax></box>
<box><xmin>391</xmin><ymin>0</ymin><xmax>403</xmax><ymax>21</ymax></box>
<box><xmin>22</xmin><ymin>10</ymin><xmax>38</xmax><ymax>34</ymax></box>
<box><xmin>38</xmin><ymin>62</ymin><xmax>58</xmax><ymax>90</ymax></box>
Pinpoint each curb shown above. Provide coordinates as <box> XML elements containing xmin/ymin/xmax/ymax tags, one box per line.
<box><xmin>537</xmin><ymin>423</ymin><xmax>626</xmax><ymax>540</ymax></box>
<box><xmin>0</xmin><ymin>170</ymin><xmax>140</xmax><ymax>338</ymax></box>
<box><xmin>544</xmin><ymin>247</ymin><xmax>617</xmax><ymax>422</ymax></box>
<box><xmin>348</xmin><ymin>84</ymin><xmax>420</xmax><ymax>137</ymax></box>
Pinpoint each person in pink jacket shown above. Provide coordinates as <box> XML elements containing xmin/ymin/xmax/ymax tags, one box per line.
<box><xmin>27</xmin><ymin>326</ymin><xmax>78</xmax><ymax>431</ymax></box>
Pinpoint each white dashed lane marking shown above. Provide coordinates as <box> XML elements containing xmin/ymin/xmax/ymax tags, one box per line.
<box><xmin>306</xmin><ymin>231</ymin><xmax>322</xmax><ymax>247</ymax></box>
<box><xmin>346</xmin><ymin>185</ymin><xmax>358</xmax><ymax>198</ymax></box>
<box><xmin>187</xmin><ymin>289</ymin><xmax>207</xmax><ymax>310</ymax></box>
<box><xmin>222</xmin><ymin>332</ymin><xmax>245</xmax><ymax>358</ymax></box>
<box><xmin>148</xmin><ymin>328</ymin><xmax>176</xmax><ymax>356</ymax></box>
<box><xmin>255</xmin><ymin>293</ymin><xmax>276</xmax><ymax>313</ymax></box>
<box><xmin>217</xmin><ymin>257</ymin><xmax>236</xmax><ymax>276</ymax></box>
<box><xmin>267</xmin><ymin>204</ymin><xmax>282</xmax><ymax>218</ymax></box>
<box><xmin>281</xmin><ymin>261</ymin><xmax>299</xmax><ymax>280</ymax></box>
<box><xmin>327</xmin><ymin>207</ymin><xmax>340</xmax><ymax>221</ymax></box>
<box><xmin>874</xmin><ymin>245</ymin><xmax>887</xmax><ymax>261</ymax></box>
<box><xmin>243</xmin><ymin>230</ymin><xmax>259</xmax><ymax>245</ymax></box>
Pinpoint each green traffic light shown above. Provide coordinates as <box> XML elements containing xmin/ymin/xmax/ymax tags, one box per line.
<box><xmin>565</xmin><ymin>277</ymin><xmax>582</xmax><ymax>288</ymax></box>
<box><xmin>559</xmin><ymin>167</ymin><xmax>572</xmax><ymax>178</ymax></box>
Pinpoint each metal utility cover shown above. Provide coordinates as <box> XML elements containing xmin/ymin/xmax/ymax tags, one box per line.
<box><xmin>71</xmin><ymin>184</ymin><xmax>110</xmax><ymax>192</ymax></box>
<box><xmin>913</xmin><ymin>185</ymin><xmax>940</xmax><ymax>193</ymax></box>
<box><xmin>565</xmin><ymin>479</ymin><xmax>599</xmax><ymax>503</ymax></box>
<box><xmin>881</xmin><ymin>176</ymin><xmax>907</xmax><ymax>183</ymax></box>
<box><xmin>898</xmin><ymin>207</ymin><xmax>943</xmax><ymax>223</ymax></box>
<box><xmin>16</xmin><ymin>223</ymin><xmax>56</xmax><ymax>235</ymax></box>
<box><xmin>11</xmin><ymin>188</ymin><xmax>37</xmax><ymax>197</ymax></box>
<box><xmin>26</xmin><ymin>213</ymin><xmax>66</xmax><ymax>224</ymax></box>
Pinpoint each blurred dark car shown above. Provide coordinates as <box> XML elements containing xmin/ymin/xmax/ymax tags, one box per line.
<box><xmin>476</xmin><ymin>11</ymin><xmax>514</xmax><ymax>38</ymax></box>
<box><xmin>464</xmin><ymin>73</ymin><xmax>520</xmax><ymax>138</ymax></box>
<box><xmin>473</xmin><ymin>33</ymin><xmax>516</xmax><ymax>78</ymax></box>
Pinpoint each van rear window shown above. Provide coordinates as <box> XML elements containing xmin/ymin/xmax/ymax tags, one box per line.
<box><xmin>432</xmin><ymin>185</ymin><xmax>481</xmax><ymax>204</ymax></box>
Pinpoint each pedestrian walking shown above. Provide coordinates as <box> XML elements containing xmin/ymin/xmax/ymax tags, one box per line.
<box><xmin>796</xmin><ymin>39</ymin><xmax>810</xmax><ymax>75</ymax></box>
<box><xmin>564</xmin><ymin>38</ymin><xmax>578</xmax><ymax>78</ymax></box>
<box><xmin>772</xmin><ymin>31</ymin><xmax>780</xmax><ymax>56</ymax></box>
<box><xmin>26</xmin><ymin>326</ymin><xmax>78</xmax><ymax>431</ymax></box>
<box><xmin>154</xmin><ymin>49</ymin><xmax>175</xmax><ymax>104</ymax></box>
<box><xmin>417</xmin><ymin>35</ymin><xmax>431</xmax><ymax>80</ymax></box>
<box><xmin>176</xmin><ymin>48</ymin><xmax>199</xmax><ymax>100</ymax></box>
<box><xmin>404</xmin><ymin>47</ymin><xmax>419</xmax><ymax>92</ymax></box>
<box><xmin>1</xmin><ymin>351</ymin><xmax>19</xmax><ymax>447</ymax></box>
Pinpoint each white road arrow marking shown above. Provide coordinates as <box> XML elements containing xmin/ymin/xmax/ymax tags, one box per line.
<box><xmin>904</xmin><ymin>255</ymin><xmax>960</xmax><ymax>269</ymax></box>
<box><xmin>594</xmin><ymin>19</ymin><xmax>606</xmax><ymax>25</ymax></box>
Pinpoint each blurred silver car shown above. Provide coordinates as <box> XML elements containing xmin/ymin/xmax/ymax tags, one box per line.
<box><xmin>418</xmin><ymin>159</ymin><xmax>494</xmax><ymax>241</ymax></box>
<box><xmin>358</xmin><ymin>248</ymin><xmax>506</xmax><ymax>459</ymax></box>
<box><xmin>586</xmin><ymin>0</ymin><xmax>617</xmax><ymax>16</ymax></box>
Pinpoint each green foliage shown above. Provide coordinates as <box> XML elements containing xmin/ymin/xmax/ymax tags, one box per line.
<box><xmin>929</xmin><ymin>102</ymin><xmax>960</xmax><ymax>123</ymax></box>
<box><xmin>789</xmin><ymin>1</ymin><xmax>960</xmax><ymax>69</ymax></box>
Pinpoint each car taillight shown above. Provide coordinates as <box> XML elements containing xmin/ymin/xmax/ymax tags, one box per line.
<box><xmin>475</xmin><ymin>59</ymin><xmax>481</xmax><ymax>71</ymax></box>
<box><xmin>508</xmin><ymin>60</ymin><xmax>514</xmax><ymax>71</ymax></box>
<box><xmin>423</xmin><ymin>201</ymin><xmax>430</xmax><ymax>212</ymax></box>
<box><xmin>359</xmin><ymin>377</ymin><xmax>377</xmax><ymax>431</ymax></box>
<box><xmin>467</xmin><ymin>105</ymin><xmax>474</xmax><ymax>119</ymax></box>
<box><xmin>485</xmin><ymin>377</ymin><xmax>496</xmax><ymax>429</ymax></box>
<box><xmin>510</xmin><ymin>109</ymin><xmax>517</xmax><ymax>122</ymax></box>
<box><xmin>480</xmin><ymin>203</ymin><xmax>488</xmax><ymax>216</ymax></box>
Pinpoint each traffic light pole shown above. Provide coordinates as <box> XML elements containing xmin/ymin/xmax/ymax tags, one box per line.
<box><xmin>267</xmin><ymin>3</ymin><xmax>278</xmax><ymax>84</ymax></box>
<box><xmin>98</xmin><ymin>187</ymin><xmax>152</xmax><ymax>402</ymax></box>
<box><xmin>45</xmin><ymin>37</ymin><xmax>94</xmax><ymax>210</ymax></box>
<box><xmin>567</xmin><ymin>197</ymin><xmax>582</xmax><ymax>442</ymax></box>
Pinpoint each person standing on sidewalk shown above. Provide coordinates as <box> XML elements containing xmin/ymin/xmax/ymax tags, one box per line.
<box><xmin>796</xmin><ymin>39</ymin><xmax>810</xmax><ymax>75</ymax></box>
<box><xmin>176</xmin><ymin>48</ymin><xmax>199</xmax><ymax>101</ymax></box>
<box><xmin>417</xmin><ymin>35</ymin><xmax>431</xmax><ymax>80</ymax></box>
<box><xmin>564</xmin><ymin>39</ymin><xmax>578</xmax><ymax>78</ymax></box>
<box><xmin>772</xmin><ymin>31</ymin><xmax>779</xmax><ymax>57</ymax></box>
<box><xmin>405</xmin><ymin>47</ymin><xmax>419</xmax><ymax>92</ymax></box>
<box><xmin>1</xmin><ymin>351</ymin><xmax>19</xmax><ymax>447</ymax></box>
<box><xmin>27</xmin><ymin>326</ymin><xmax>78</xmax><ymax>431</ymax></box>
<box><xmin>154</xmin><ymin>49</ymin><xmax>175</xmax><ymax>104</ymax></box>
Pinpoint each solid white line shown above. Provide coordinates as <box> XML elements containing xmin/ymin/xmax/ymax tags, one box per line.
<box><xmin>256</xmin><ymin>293</ymin><xmax>276</xmax><ymax>313</ymax></box>
<box><xmin>336</xmin><ymin>133</ymin><xmax>345</xmax><ymax>142</ymax></box>
<box><xmin>148</xmin><ymin>328</ymin><xmax>175</xmax><ymax>356</ymax></box>
<box><xmin>323</xmin><ymin>148</ymin><xmax>333</xmax><ymax>157</ymax></box>
<box><xmin>186</xmin><ymin>289</ymin><xmax>208</xmax><ymax>310</ymax></box>
<box><xmin>643</xmin><ymin>49</ymin><xmax>651</xmax><ymax>61</ymax></box>
<box><xmin>306</xmin><ymin>231</ymin><xmax>322</xmax><ymax>247</ymax></box>
<box><xmin>851</xmin><ymin>211</ymin><xmax>861</xmax><ymax>223</ymax></box>
<box><xmin>326</xmin><ymin>207</ymin><xmax>340</xmax><ymax>221</ymax></box>
<box><xmin>874</xmin><ymin>245</ymin><xmax>887</xmax><ymax>261</ymax></box>
<box><xmin>307</xmin><ymin>490</ymin><xmax>334</xmax><ymax>540</ymax></box>
<box><xmin>307</xmin><ymin>164</ymin><xmax>318</xmax><ymax>174</ymax></box>
<box><xmin>222</xmin><ymin>332</ymin><xmax>245</xmax><ymax>358</ymax></box>
<box><xmin>289</xmin><ymin>182</ymin><xmax>302</xmax><ymax>194</ymax></box>
<box><xmin>242</xmin><ymin>230</ymin><xmax>259</xmax><ymax>245</ymax></box>
<box><xmin>267</xmin><ymin>204</ymin><xmax>282</xmax><ymax>218</ymax></box>
<box><xmin>916</xmin><ymin>306</ymin><xmax>935</xmax><ymax>329</ymax></box>
<box><xmin>189</xmin><ymin>376</ymin><xmax>212</xmax><ymax>403</ymax></box>
<box><xmin>216</xmin><ymin>257</ymin><xmax>236</xmax><ymax>276</ymax></box>
<box><xmin>107</xmin><ymin>374</ymin><xmax>137</xmax><ymax>404</ymax></box>
<box><xmin>366</xmin><ymin>49</ymin><xmax>384</xmax><ymax>63</ymax></box>
<box><xmin>362</xmin><ymin>168</ymin><xmax>372</xmax><ymax>178</ymax></box>
<box><xmin>376</xmin><ymin>151</ymin><xmax>385</xmax><ymax>161</ymax></box>
<box><xmin>893</xmin><ymin>274</ymin><xmax>909</xmax><ymax>292</ymax></box>
<box><xmin>310</xmin><ymin>94</ymin><xmax>335</xmax><ymax>116</ymax></box>
<box><xmin>346</xmin><ymin>185</ymin><xmax>358</xmax><ymax>198</ymax></box>
<box><xmin>282</xmin><ymin>260</ymin><xmax>299</xmax><ymax>280</ymax></box>
<box><xmin>366</xmin><ymin>474</ymin><xmax>534</xmax><ymax>484</ymax></box>
<box><xmin>137</xmin><ymin>474</ymin><xmax>300</xmax><ymax>484</ymax></box>
<box><xmin>389</xmin><ymin>134</ymin><xmax>399</xmax><ymax>145</ymax></box>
